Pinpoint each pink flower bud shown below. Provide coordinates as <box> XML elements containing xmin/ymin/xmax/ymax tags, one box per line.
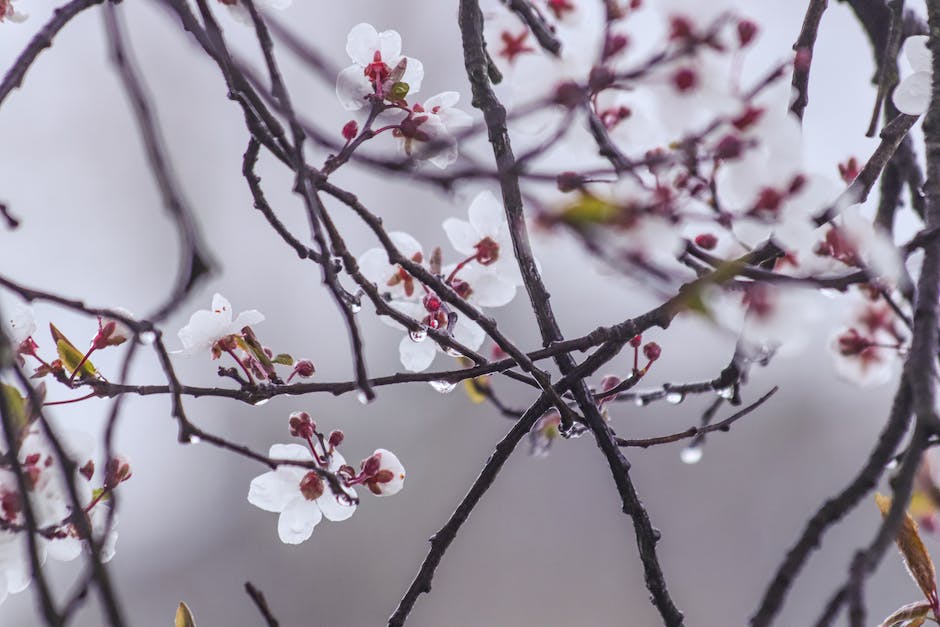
<box><xmin>105</xmin><ymin>456</ymin><xmax>132</xmax><ymax>490</ymax></box>
<box><xmin>556</xmin><ymin>171</ymin><xmax>583</xmax><ymax>193</ymax></box>
<box><xmin>715</xmin><ymin>134</ymin><xmax>743</xmax><ymax>160</ymax></box>
<box><xmin>629</xmin><ymin>335</ymin><xmax>642</xmax><ymax>348</ymax></box>
<box><xmin>289</xmin><ymin>411</ymin><xmax>315</xmax><ymax>439</ymax></box>
<box><xmin>672</xmin><ymin>68</ymin><xmax>697</xmax><ymax>93</ymax></box>
<box><xmin>361</xmin><ymin>454</ymin><xmax>381</xmax><ymax>477</ymax></box>
<box><xmin>342</xmin><ymin>120</ymin><xmax>359</xmax><ymax>141</ymax></box>
<box><xmin>328</xmin><ymin>430</ymin><xmax>344</xmax><ymax>449</ymax></box>
<box><xmin>694</xmin><ymin>234</ymin><xmax>718</xmax><ymax>250</ymax></box>
<box><xmin>643</xmin><ymin>342</ymin><xmax>661</xmax><ymax>362</ymax></box>
<box><xmin>737</xmin><ymin>20</ymin><xmax>758</xmax><ymax>47</ymax></box>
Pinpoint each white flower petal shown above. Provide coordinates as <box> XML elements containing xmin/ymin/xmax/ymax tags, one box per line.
<box><xmin>346</xmin><ymin>23</ymin><xmax>380</xmax><ymax>66</ymax></box>
<box><xmin>210</xmin><ymin>294</ymin><xmax>233</xmax><ymax>322</ymax></box>
<box><xmin>468</xmin><ymin>191</ymin><xmax>505</xmax><ymax>237</ymax></box>
<box><xmin>377</xmin><ymin>29</ymin><xmax>403</xmax><ymax>65</ymax></box>
<box><xmin>424</xmin><ymin>91</ymin><xmax>460</xmax><ymax>111</ymax></box>
<box><xmin>400</xmin><ymin>56</ymin><xmax>424</xmax><ymax>95</ymax></box>
<box><xmin>317</xmin><ymin>488</ymin><xmax>357</xmax><ymax>521</ymax></box>
<box><xmin>893</xmin><ymin>72</ymin><xmax>932</xmax><ymax>116</ymax></box>
<box><xmin>373</xmin><ymin>448</ymin><xmax>406</xmax><ymax>496</ymax></box>
<box><xmin>399</xmin><ymin>334</ymin><xmax>437</xmax><ymax>371</ymax></box>
<box><xmin>45</xmin><ymin>537</ymin><xmax>81</xmax><ymax>563</ymax></box>
<box><xmin>442</xmin><ymin>218</ymin><xmax>478</xmax><ymax>255</ymax></box>
<box><xmin>269</xmin><ymin>443</ymin><xmax>314</xmax><ymax>462</ymax></box>
<box><xmin>452</xmin><ymin>317</ymin><xmax>485</xmax><ymax>351</ymax></box>
<box><xmin>248</xmin><ymin>468</ymin><xmax>303</xmax><ymax>513</ymax></box>
<box><xmin>427</xmin><ymin>139</ymin><xmax>459</xmax><ymax>169</ymax></box>
<box><xmin>468</xmin><ymin>272</ymin><xmax>516</xmax><ymax>307</ymax></box>
<box><xmin>336</xmin><ymin>65</ymin><xmax>373</xmax><ymax>111</ymax></box>
<box><xmin>7</xmin><ymin>305</ymin><xmax>35</xmax><ymax>344</ymax></box>
<box><xmin>231</xmin><ymin>309</ymin><xmax>264</xmax><ymax>329</ymax></box>
<box><xmin>277</xmin><ymin>497</ymin><xmax>322</xmax><ymax>544</ymax></box>
<box><xmin>438</xmin><ymin>106</ymin><xmax>474</xmax><ymax>132</ymax></box>
<box><xmin>389</xmin><ymin>231</ymin><xmax>424</xmax><ymax>259</ymax></box>
<box><xmin>904</xmin><ymin>35</ymin><xmax>932</xmax><ymax>73</ymax></box>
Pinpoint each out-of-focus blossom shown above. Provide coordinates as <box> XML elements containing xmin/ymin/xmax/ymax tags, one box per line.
<box><xmin>893</xmin><ymin>36</ymin><xmax>932</xmax><ymax>116</ymax></box>
<box><xmin>393</xmin><ymin>92</ymin><xmax>473</xmax><ymax>169</ymax></box>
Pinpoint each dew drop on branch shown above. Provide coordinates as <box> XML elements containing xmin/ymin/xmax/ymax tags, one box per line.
<box><xmin>665</xmin><ymin>391</ymin><xmax>685</xmax><ymax>405</ymax></box>
<box><xmin>139</xmin><ymin>331</ymin><xmax>156</xmax><ymax>345</ymax></box>
<box><xmin>409</xmin><ymin>328</ymin><xmax>428</xmax><ymax>343</ymax></box>
<box><xmin>680</xmin><ymin>445</ymin><xmax>703</xmax><ymax>465</ymax></box>
<box><xmin>716</xmin><ymin>386</ymin><xmax>735</xmax><ymax>400</ymax></box>
<box><xmin>634</xmin><ymin>396</ymin><xmax>648</xmax><ymax>407</ymax></box>
<box><xmin>357</xmin><ymin>390</ymin><xmax>373</xmax><ymax>405</ymax></box>
<box><xmin>429</xmin><ymin>380</ymin><xmax>457</xmax><ymax>393</ymax></box>
<box><xmin>251</xmin><ymin>398</ymin><xmax>270</xmax><ymax>407</ymax></box>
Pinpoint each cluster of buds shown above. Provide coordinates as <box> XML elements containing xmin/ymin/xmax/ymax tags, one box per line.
<box><xmin>8</xmin><ymin>306</ymin><xmax>132</xmax><ymax>385</ymax></box>
<box><xmin>629</xmin><ymin>334</ymin><xmax>661</xmax><ymax>375</ymax></box>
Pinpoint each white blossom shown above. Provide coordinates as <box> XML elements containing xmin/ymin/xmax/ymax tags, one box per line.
<box><xmin>176</xmin><ymin>293</ymin><xmax>264</xmax><ymax>357</ymax></box>
<box><xmin>247</xmin><ymin>444</ymin><xmax>356</xmax><ymax>544</ymax></box>
<box><xmin>336</xmin><ymin>23</ymin><xmax>424</xmax><ymax>111</ymax></box>
<box><xmin>893</xmin><ymin>36</ymin><xmax>932</xmax><ymax>116</ymax></box>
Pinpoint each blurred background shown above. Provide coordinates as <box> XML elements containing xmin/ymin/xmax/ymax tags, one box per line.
<box><xmin>0</xmin><ymin>0</ymin><xmax>929</xmax><ymax>625</ymax></box>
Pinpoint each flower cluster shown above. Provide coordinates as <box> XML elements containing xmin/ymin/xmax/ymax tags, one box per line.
<box><xmin>335</xmin><ymin>23</ymin><xmax>473</xmax><ymax>168</ymax></box>
<box><xmin>176</xmin><ymin>293</ymin><xmax>315</xmax><ymax>385</ymax></box>
<box><xmin>0</xmin><ymin>429</ymin><xmax>128</xmax><ymax>605</ymax></box>
<box><xmin>359</xmin><ymin>190</ymin><xmax>523</xmax><ymax>372</ymax></box>
<box><xmin>247</xmin><ymin>411</ymin><xmax>404</xmax><ymax>544</ymax></box>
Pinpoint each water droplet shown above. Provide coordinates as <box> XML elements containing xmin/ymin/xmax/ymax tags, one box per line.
<box><xmin>444</xmin><ymin>346</ymin><xmax>462</xmax><ymax>357</ymax></box>
<box><xmin>187</xmin><ymin>434</ymin><xmax>202</xmax><ymax>445</ymax></box>
<box><xmin>634</xmin><ymin>396</ymin><xmax>648</xmax><ymax>407</ymax></box>
<box><xmin>409</xmin><ymin>327</ymin><xmax>427</xmax><ymax>343</ymax></box>
<box><xmin>665</xmin><ymin>391</ymin><xmax>685</xmax><ymax>405</ymax></box>
<box><xmin>139</xmin><ymin>330</ymin><xmax>156</xmax><ymax>345</ymax></box>
<box><xmin>429</xmin><ymin>380</ymin><xmax>457</xmax><ymax>393</ymax></box>
<box><xmin>717</xmin><ymin>386</ymin><xmax>735</xmax><ymax>400</ymax></box>
<box><xmin>680</xmin><ymin>445</ymin><xmax>703</xmax><ymax>465</ymax></box>
<box><xmin>251</xmin><ymin>397</ymin><xmax>270</xmax><ymax>407</ymax></box>
<box><xmin>885</xmin><ymin>458</ymin><xmax>899</xmax><ymax>470</ymax></box>
<box><xmin>350</xmin><ymin>301</ymin><xmax>362</xmax><ymax>314</ymax></box>
<box><xmin>357</xmin><ymin>390</ymin><xmax>373</xmax><ymax>405</ymax></box>
<box><xmin>651</xmin><ymin>527</ymin><xmax>662</xmax><ymax>542</ymax></box>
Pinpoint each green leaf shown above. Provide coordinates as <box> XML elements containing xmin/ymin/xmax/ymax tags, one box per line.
<box><xmin>237</xmin><ymin>328</ymin><xmax>276</xmax><ymax>380</ymax></box>
<box><xmin>175</xmin><ymin>602</ymin><xmax>197</xmax><ymax>627</ymax></box>
<box><xmin>50</xmin><ymin>324</ymin><xmax>95</xmax><ymax>378</ymax></box>
<box><xmin>388</xmin><ymin>81</ymin><xmax>410</xmax><ymax>101</ymax></box>
<box><xmin>877</xmin><ymin>599</ymin><xmax>931</xmax><ymax>627</ymax></box>
<box><xmin>0</xmin><ymin>384</ymin><xmax>28</xmax><ymax>433</ymax></box>
<box><xmin>271</xmin><ymin>353</ymin><xmax>294</xmax><ymax>366</ymax></box>
<box><xmin>559</xmin><ymin>195</ymin><xmax>618</xmax><ymax>225</ymax></box>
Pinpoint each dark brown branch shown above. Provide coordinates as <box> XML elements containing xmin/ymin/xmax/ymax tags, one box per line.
<box><xmin>790</xmin><ymin>0</ymin><xmax>829</xmax><ymax>120</ymax></box>
<box><xmin>104</xmin><ymin>1</ymin><xmax>213</xmax><ymax>321</ymax></box>
<box><xmin>616</xmin><ymin>387</ymin><xmax>777</xmax><ymax>449</ymax></box>
<box><xmin>749</xmin><ymin>379</ymin><xmax>913</xmax><ymax>626</ymax></box>
<box><xmin>244</xmin><ymin>581</ymin><xmax>279</xmax><ymax>627</ymax></box>
<box><xmin>0</xmin><ymin>0</ymin><xmax>105</xmax><ymax>108</ymax></box>
<box><xmin>503</xmin><ymin>0</ymin><xmax>562</xmax><ymax>56</ymax></box>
